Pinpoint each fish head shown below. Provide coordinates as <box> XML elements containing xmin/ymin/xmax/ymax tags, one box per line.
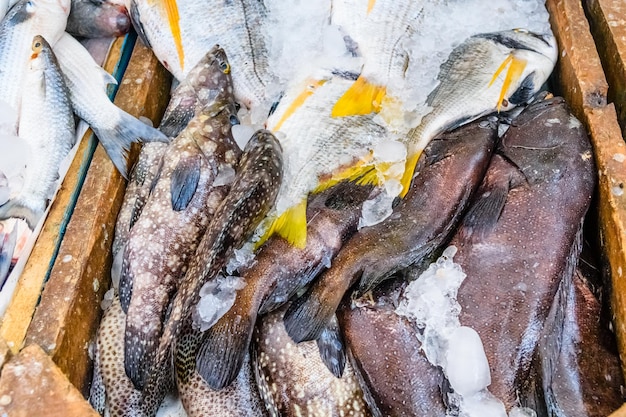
<box><xmin>189</xmin><ymin>45</ymin><xmax>235</xmax><ymax>111</ymax></box>
<box><xmin>27</xmin><ymin>35</ymin><xmax>49</xmax><ymax>71</ymax></box>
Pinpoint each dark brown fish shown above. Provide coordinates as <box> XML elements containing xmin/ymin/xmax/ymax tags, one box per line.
<box><xmin>141</xmin><ymin>129</ymin><xmax>283</xmax><ymax>416</ymax></box>
<box><xmin>337</xmin><ymin>279</ymin><xmax>447</xmax><ymax>417</ymax></box>
<box><xmin>450</xmin><ymin>97</ymin><xmax>596</xmax><ymax>410</ymax></box>
<box><xmin>175</xmin><ymin>323</ymin><xmax>268</xmax><ymax>417</ymax></box>
<box><xmin>66</xmin><ymin>0</ymin><xmax>130</xmax><ymax>39</ymax></box>
<box><xmin>523</xmin><ymin>267</ymin><xmax>624</xmax><ymax>417</ymax></box>
<box><xmin>283</xmin><ymin>115</ymin><xmax>498</xmax><ymax>344</ymax></box>
<box><xmin>195</xmin><ymin>181</ymin><xmax>373</xmax><ymax>390</ymax></box>
<box><xmin>119</xmin><ymin>45</ymin><xmax>241</xmax><ymax>390</ymax></box>
<box><xmin>253</xmin><ymin>306</ymin><xmax>371</xmax><ymax>417</ymax></box>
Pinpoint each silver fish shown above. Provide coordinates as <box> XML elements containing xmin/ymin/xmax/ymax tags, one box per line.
<box><xmin>141</xmin><ymin>129</ymin><xmax>283</xmax><ymax>416</ymax></box>
<box><xmin>253</xmin><ymin>306</ymin><xmax>371</xmax><ymax>417</ymax></box>
<box><xmin>120</xmin><ymin>45</ymin><xmax>242</xmax><ymax>390</ymax></box>
<box><xmin>0</xmin><ymin>35</ymin><xmax>75</xmax><ymax>229</ymax></box>
<box><xmin>52</xmin><ymin>31</ymin><xmax>169</xmax><ymax>178</ymax></box>
<box><xmin>399</xmin><ymin>29</ymin><xmax>558</xmax><ymax>197</ymax></box>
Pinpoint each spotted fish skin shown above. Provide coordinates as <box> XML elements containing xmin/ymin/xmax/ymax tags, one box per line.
<box><xmin>450</xmin><ymin>97</ymin><xmax>595</xmax><ymax>410</ymax></box>
<box><xmin>141</xmin><ymin>129</ymin><xmax>283</xmax><ymax>417</ymax></box>
<box><xmin>195</xmin><ymin>181</ymin><xmax>373</xmax><ymax>390</ymax></box>
<box><xmin>283</xmin><ymin>116</ymin><xmax>497</xmax><ymax>344</ymax></box>
<box><xmin>253</xmin><ymin>306</ymin><xmax>371</xmax><ymax>417</ymax></box>
<box><xmin>120</xmin><ymin>46</ymin><xmax>242</xmax><ymax>390</ymax></box>
<box><xmin>175</xmin><ymin>322</ymin><xmax>268</xmax><ymax>417</ymax></box>
<box><xmin>337</xmin><ymin>280</ymin><xmax>447</xmax><ymax>417</ymax></box>
<box><xmin>112</xmin><ymin>45</ymin><xmax>235</xmax><ymax>282</ymax></box>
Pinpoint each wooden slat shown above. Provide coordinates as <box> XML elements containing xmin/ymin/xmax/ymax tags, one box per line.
<box><xmin>0</xmin><ymin>37</ymin><xmax>125</xmax><ymax>354</ymax></box>
<box><xmin>0</xmin><ymin>344</ymin><xmax>100</xmax><ymax>417</ymax></box>
<box><xmin>546</xmin><ymin>0</ymin><xmax>626</xmax><ymax>394</ymax></box>
<box><xmin>584</xmin><ymin>0</ymin><xmax>626</xmax><ymax>134</ymax></box>
<box><xmin>23</xmin><ymin>41</ymin><xmax>172</xmax><ymax>394</ymax></box>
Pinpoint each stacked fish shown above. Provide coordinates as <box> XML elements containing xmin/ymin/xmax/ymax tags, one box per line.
<box><xmin>0</xmin><ymin>0</ymin><xmax>166</xmax><ymax>287</ymax></box>
<box><xmin>90</xmin><ymin>0</ymin><xmax>624</xmax><ymax>416</ymax></box>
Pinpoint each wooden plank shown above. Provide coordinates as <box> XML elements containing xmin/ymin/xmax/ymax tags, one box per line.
<box><xmin>0</xmin><ymin>344</ymin><xmax>100</xmax><ymax>417</ymax></box>
<box><xmin>610</xmin><ymin>404</ymin><xmax>626</xmax><ymax>417</ymax></box>
<box><xmin>584</xmin><ymin>0</ymin><xmax>626</xmax><ymax>135</ymax></box>
<box><xmin>23</xmin><ymin>41</ymin><xmax>172</xmax><ymax>394</ymax></box>
<box><xmin>546</xmin><ymin>0</ymin><xmax>626</xmax><ymax>394</ymax></box>
<box><xmin>0</xmin><ymin>37</ymin><xmax>125</xmax><ymax>354</ymax></box>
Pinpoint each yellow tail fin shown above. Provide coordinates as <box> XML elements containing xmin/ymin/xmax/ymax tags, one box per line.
<box><xmin>399</xmin><ymin>151</ymin><xmax>421</xmax><ymax>198</ymax></box>
<box><xmin>164</xmin><ymin>0</ymin><xmax>184</xmax><ymax>70</ymax></box>
<box><xmin>331</xmin><ymin>76</ymin><xmax>387</xmax><ymax>118</ymax></box>
<box><xmin>256</xmin><ymin>200</ymin><xmax>308</xmax><ymax>250</ymax></box>
<box><xmin>488</xmin><ymin>54</ymin><xmax>527</xmax><ymax>112</ymax></box>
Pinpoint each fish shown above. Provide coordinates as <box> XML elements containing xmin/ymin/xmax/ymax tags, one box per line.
<box><xmin>66</xmin><ymin>0</ymin><xmax>130</xmax><ymax>39</ymax></box>
<box><xmin>0</xmin><ymin>226</ymin><xmax>17</xmax><ymax>288</ymax></box>
<box><xmin>336</xmin><ymin>279</ymin><xmax>448</xmax><ymax>417</ymax></box>
<box><xmin>175</xmin><ymin>322</ymin><xmax>268</xmax><ymax>417</ymax></box>
<box><xmin>253</xmin><ymin>305</ymin><xmax>371</xmax><ymax>417</ymax></box>
<box><xmin>282</xmin><ymin>115</ymin><xmax>497</xmax><ymax>344</ymax></box>
<box><xmin>330</xmin><ymin>0</ymin><xmax>421</xmax><ymax>117</ymax></box>
<box><xmin>523</xmin><ymin>267</ymin><xmax>625</xmax><ymax>417</ymax></box>
<box><xmin>195</xmin><ymin>181</ymin><xmax>373</xmax><ymax>390</ymax></box>
<box><xmin>0</xmin><ymin>0</ymin><xmax>70</xmax><ymax>128</ymax></box>
<box><xmin>399</xmin><ymin>29</ymin><xmax>558</xmax><ymax>197</ymax></box>
<box><xmin>141</xmin><ymin>129</ymin><xmax>283</xmax><ymax>417</ymax></box>
<box><xmin>119</xmin><ymin>45</ymin><xmax>242</xmax><ymax>390</ymax></box>
<box><xmin>256</xmin><ymin>72</ymin><xmax>390</xmax><ymax>249</ymax></box>
<box><xmin>449</xmin><ymin>96</ymin><xmax>595</xmax><ymax>410</ymax></box>
<box><xmin>0</xmin><ymin>36</ymin><xmax>76</xmax><ymax>229</ymax></box>
<box><xmin>127</xmin><ymin>0</ymin><xmax>274</xmax><ymax>111</ymax></box>
<box><xmin>52</xmin><ymin>31</ymin><xmax>169</xmax><ymax>178</ymax></box>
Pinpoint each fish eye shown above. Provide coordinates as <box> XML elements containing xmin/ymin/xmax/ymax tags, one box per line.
<box><xmin>219</xmin><ymin>61</ymin><xmax>230</xmax><ymax>74</ymax></box>
<box><xmin>229</xmin><ymin>115</ymin><xmax>240</xmax><ymax>125</ymax></box>
<box><xmin>514</xmin><ymin>28</ymin><xmax>529</xmax><ymax>34</ymax></box>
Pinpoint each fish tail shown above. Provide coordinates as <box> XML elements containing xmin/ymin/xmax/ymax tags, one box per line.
<box><xmin>0</xmin><ymin>227</ymin><xmax>18</xmax><ymax>287</ymax></box>
<box><xmin>283</xmin><ymin>288</ymin><xmax>340</xmax><ymax>343</ymax></box>
<box><xmin>399</xmin><ymin>150</ymin><xmax>422</xmax><ymax>198</ymax></box>
<box><xmin>256</xmin><ymin>200</ymin><xmax>308</xmax><ymax>250</ymax></box>
<box><xmin>194</xmin><ymin>308</ymin><xmax>257</xmax><ymax>390</ymax></box>
<box><xmin>316</xmin><ymin>315</ymin><xmax>346</xmax><ymax>378</ymax></box>
<box><xmin>331</xmin><ymin>75</ymin><xmax>387</xmax><ymax>117</ymax></box>
<box><xmin>92</xmin><ymin>110</ymin><xmax>169</xmax><ymax>179</ymax></box>
<box><xmin>0</xmin><ymin>200</ymin><xmax>43</xmax><ymax>230</ymax></box>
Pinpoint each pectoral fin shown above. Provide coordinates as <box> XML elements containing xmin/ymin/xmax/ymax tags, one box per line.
<box><xmin>170</xmin><ymin>154</ymin><xmax>201</xmax><ymax>211</ymax></box>
<box><xmin>256</xmin><ymin>199</ymin><xmax>308</xmax><ymax>250</ymax></box>
<box><xmin>489</xmin><ymin>54</ymin><xmax>527</xmax><ymax>112</ymax></box>
<box><xmin>272</xmin><ymin>79</ymin><xmax>326</xmax><ymax>131</ymax></box>
<box><xmin>316</xmin><ymin>316</ymin><xmax>346</xmax><ymax>378</ymax></box>
<box><xmin>163</xmin><ymin>0</ymin><xmax>184</xmax><ymax>70</ymax></box>
<box><xmin>331</xmin><ymin>76</ymin><xmax>386</xmax><ymax>117</ymax></box>
<box><xmin>460</xmin><ymin>180</ymin><xmax>509</xmax><ymax>242</ymax></box>
<box><xmin>399</xmin><ymin>150</ymin><xmax>422</xmax><ymax>198</ymax></box>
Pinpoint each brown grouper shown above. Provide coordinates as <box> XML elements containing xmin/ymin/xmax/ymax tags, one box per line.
<box><xmin>283</xmin><ymin>114</ymin><xmax>498</xmax><ymax>345</ymax></box>
<box><xmin>119</xmin><ymin>45</ymin><xmax>242</xmax><ymax>390</ymax></box>
<box><xmin>195</xmin><ymin>181</ymin><xmax>373</xmax><ymax>390</ymax></box>
<box><xmin>450</xmin><ymin>97</ymin><xmax>596</xmax><ymax>410</ymax></box>
<box><xmin>141</xmin><ymin>129</ymin><xmax>283</xmax><ymax>416</ymax></box>
<box><xmin>337</xmin><ymin>279</ymin><xmax>447</xmax><ymax>417</ymax></box>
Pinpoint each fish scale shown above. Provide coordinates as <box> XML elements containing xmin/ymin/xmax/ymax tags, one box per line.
<box><xmin>0</xmin><ymin>0</ymin><xmax>70</xmax><ymax>129</ymax></box>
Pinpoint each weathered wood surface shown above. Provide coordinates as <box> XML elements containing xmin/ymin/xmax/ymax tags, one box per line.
<box><xmin>23</xmin><ymin>40</ymin><xmax>172</xmax><ymax>394</ymax></box>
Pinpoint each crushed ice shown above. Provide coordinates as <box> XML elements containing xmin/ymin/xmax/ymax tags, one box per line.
<box><xmin>192</xmin><ymin>274</ymin><xmax>246</xmax><ymax>332</ymax></box>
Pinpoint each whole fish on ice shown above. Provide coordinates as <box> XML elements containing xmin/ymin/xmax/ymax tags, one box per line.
<box><xmin>283</xmin><ymin>115</ymin><xmax>497</xmax><ymax>344</ymax></box>
<box><xmin>399</xmin><ymin>28</ymin><xmax>557</xmax><ymax>196</ymax></box>
<box><xmin>120</xmin><ymin>45</ymin><xmax>242</xmax><ymax>390</ymax></box>
<box><xmin>450</xmin><ymin>97</ymin><xmax>595</xmax><ymax>410</ymax></box>
<box><xmin>0</xmin><ymin>36</ymin><xmax>75</xmax><ymax>229</ymax></box>
<box><xmin>66</xmin><ymin>0</ymin><xmax>131</xmax><ymax>39</ymax></box>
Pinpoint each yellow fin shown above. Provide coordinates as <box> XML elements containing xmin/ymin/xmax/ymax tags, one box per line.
<box><xmin>367</xmin><ymin>0</ymin><xmax>376</xmax><ymax>14</ymax></box>
<box><xmin>331</xmin><ymin>76</ymin><xmax>387</xmax><ymax>118</ymax></box>
<box><xmin>399</xmin><ymin>151</ymin><xmax>422</xmax><ymax>198</ymax></box>
<box><xmin>164</xmin><ymin>0</ymin><xmax>184</xmax><ymax>70</ymax></box>
<box><xmin>256</xmin><ymin>200</ymin><xmax>308</xmax><ymax>250</ymax></box>
<box><xmin>488</xmin><ymin>54</ymin><xmax>527</xmax><ymax>112</ymax></box>
<box><xmin>272</xmin><ymin>79</ymin><xmax>327</xmax><ymax>131</ymax></box>
<box><xmin>315</xmin><ymin>154</ymin><xmax>378</xmax><ymax>193</ymax></box>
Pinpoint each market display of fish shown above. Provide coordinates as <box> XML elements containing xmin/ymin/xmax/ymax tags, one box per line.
<box><xmin>253</xmin><ymin>305</ymin><xmax>371</xmax><ymax>417</ymax></box>
<box><xmin>141</xmin><ymin>130</ymin><xmax>283</xmax><ymax>416</ymax></box>
<box><xmin>0</xmin><ymin>36</ymin><xmax>75</xmax><ymax>228</ymax></box>
<box><xmin>337</xmin><ymin>279</ymin><xmax>447</xmax><ymax>417</ymax></box>
<box><xmin>283</xmin><ymin>115</ymin><xmax>497</xmax><ymax>344</ymax></box>
<box><xmin>399</xmin><ymin>29</ymin><xmax>558</xmax><ymax>196</ymax></box>
<box><xmin>120</xmin><ymin>45</ymin><xmax>242</xmax><ymax>390</ymax></box>
<box><xmin>523</xmin><ymin>267</ymin><xmax>625</xmax><ymax>417</ymax></box>
<box><xmin>66</xmin><ymin>0</ymin><xmax>130</xmax><ymax>39</ymax></box>
<box><xmin>196</xmin><ymin>181</ymin><xmax>373</xmax><ymax>390</ymax></box>
<box><xmin>449</xmin><ymin>97</ymin><xmax>595</xmax><ymax>410</ymax></box>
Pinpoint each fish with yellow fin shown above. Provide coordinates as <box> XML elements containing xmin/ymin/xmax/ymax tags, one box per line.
<box><xmin>256</xmin><ymin>72</ymin><xmax>391</xmax><ymax>249</ymax></box>
<box><xmin>399</xmin><ymin>29</ymin><xmax>557</xmax><ymax>197</ymax></box>
<box><xmin>330</xmin><ymin>0</ymin><xmax>422</xmax><ymax>118</ymax></box>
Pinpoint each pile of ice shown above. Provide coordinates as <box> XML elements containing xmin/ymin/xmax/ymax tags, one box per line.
<box><xmin>396</xmin><ymin>246</ymin><xmax>535</xmax><ymax>417</ymax></box>
<box><xmin>192</xmin><ymin>274</ymin><xmax>246</xmax><ymax>332</ymax></box>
